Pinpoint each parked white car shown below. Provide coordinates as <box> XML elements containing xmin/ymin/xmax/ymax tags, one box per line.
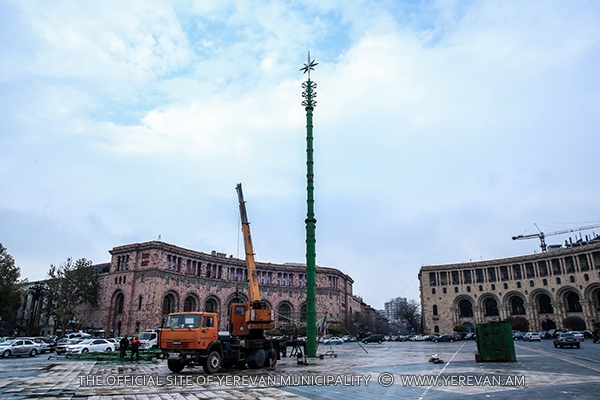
<box><xmin>65</xmin><ymin>338</ymin><xmax>115</xmax><ymax>354</ymax></box>
<box><xmin>523</xmin><ymin>332</ymin><xmax>541</xmax><ymax>342</ymax></box>
<box><xmin>567</xmin><ymin>331</ymin><xmax>584</xmax><ymax>341</ymax></box>
<box><xmin>322</xmin><ymin>337</ymin><xmax>343</xmax><ymax>345</ymax></box>
<box><xmin>0</xmin><ymin>339</ymin><xmax>39</xmax><ymax>358</ymax></box>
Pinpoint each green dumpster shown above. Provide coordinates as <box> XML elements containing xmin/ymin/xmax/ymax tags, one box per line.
<box><xmin>475</xmin><ymin>321</ymin><xmax>516</xmax><ymax>362</ymax></box>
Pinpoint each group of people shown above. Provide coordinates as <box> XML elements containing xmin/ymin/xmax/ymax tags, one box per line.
<box><xmin>118</xmin><ymin>335</ymin><xmax>141</xmax><ymax>361</ymax></box>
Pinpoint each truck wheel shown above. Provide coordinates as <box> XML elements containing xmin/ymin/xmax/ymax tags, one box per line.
<box><xmin>167</xmin><ymin>359</ymin><xmax>185</xmax><ymax>373</ymax></box>
<box><xmin>203</xmin><ymin>351</ymin><xmax>221</xmax><ymax>374</ymax></box>
<box><xmin>268</xmin><ymin>349</ymin><xmax>277</xmax><ymax>367</ymax></box>
<box><xmin>248</xmin><ymin>349</ymin><xmax>266</xmax><ymax>369</ymax></box>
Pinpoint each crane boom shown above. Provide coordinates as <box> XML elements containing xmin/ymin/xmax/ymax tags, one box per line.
<box><xmin>512</xmin><ymin>223</ymin><xmax>600</xmax><ymax>252</ymax></box>
<box><xmin>236</xmin><ymin>183</ymin><xmax>261</xmax><ymax>303</ymax></box>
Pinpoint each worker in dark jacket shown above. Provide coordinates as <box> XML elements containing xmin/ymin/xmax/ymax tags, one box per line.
<box><xmin>119</xmin><ymin>336</ymin><xmax>129</xmax><ymax>358</ymax></box>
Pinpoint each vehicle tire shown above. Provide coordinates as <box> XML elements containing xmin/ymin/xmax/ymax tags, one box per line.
<box><xmin>203</xmin><ymin>351</ymin><xmax>221</xmax><ymax>374</ymax></box>
<box><xmin>2</xmin><ymin>350</ymin><xmax>10</xmax><ymax>358</ymax></box>
<box><xmin>248</xmin><ymin>349</ymin><xmax>266</xmax><ymax>369</ymax></box>
<box><xmin>29</xmin><ymin>349</ymin><xmax>38</xmax><ymax>357</ymax></box>
<box><xmin>450</xmin><ymin>339</ymin><xmax>454</xmax><ymax>343</ymax></box>
<box><xmin>553</xmin><ymin>343</ymin><xmax>558</xmax><ymax>348</ymax></box>
<box><xmin>378</xmin><ymin>341</ymin><xmax>382</xmax><ymax>344</ymax></box>
<box><xmin>167</xmin><ymin>359</ymin><xmax>185</xmax><ymax>373</ymax></box>
<box><xmin>82</xmin><ymin>348</ymin><xmax>89</xmax><ymax>354</ymax></box>
<box><xmin>267</xmin><ymin>348</ymin><xmax>277</xmax><ymax>367</ymax></box>
<box><xmin>576</xmin><ymin>344</ymin><xmax>580</xmax><ymax>349</ymax></box>
<box><xmin>105</xmin><ymin>348</ymin><xmax>112</xmax><ymax>352</ymax></box>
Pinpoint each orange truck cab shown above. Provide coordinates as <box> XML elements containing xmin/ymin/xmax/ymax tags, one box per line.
<box><xmin>159</xmin><ymin>311</ymin><xmax>280</xmax><ymax>374</ymax></box>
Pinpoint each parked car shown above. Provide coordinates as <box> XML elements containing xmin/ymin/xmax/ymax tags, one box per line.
<box><xmin>433</xmin><ymin>334</ymin><xmax>456</xmax><ymax>343</ymax></box>
<box><xmin>362</xmin><ymin>334</ymin><xmax>385</xmax><ymax>344</ymax></box>
<box><xmin>55</xmin><ymin>338</ymin><xmax>83</xmax><ymax>355</ymax></box>
<box><xmin>341</xmin><ymin>335</ymin><xmax>355</xmax><ymax>342</ymax></box>
<box><xmin>0</xmin><ymin>339</ymin><xmax>39</xmax><ymax>358</ymax></box>
<box><xmin>553</xmin><ymin>333</ymin><xmax>580</xmax><ymax>349</ymax></box>
<box><xmin>28</xmin><ymin>337</ymin><xmax>55</xmax><ymax>353</ymax></box>
<box><xmin>523</xmin><ymin>332</ymin><xmax>541</xmax><ymax>342</ymax></box>
<box><xmin>567</xmin><ymin>331</ymin><xmax>584</xmax><ymax>342</ymax></box>
<box><xmin>513</xmin><ymin>332</ymin><xmax>524</xmax><ymax>340</ymax></box>
<box><xmin>323</xmin><ymin>337</ymin><xmax>343</xmax><ymax>345</ymax></box>
<box><xmin>425</xmin><ymin>334</ymin><xmax>439</xmax><ymax>341</ymax></box>
<box><xmin>106</xmin><ymin>338</ymin><xmax>119</xmax><ymax>349</ymax></box>
<box><xmin>65</xmin><ymin>338</ymin><xmax>115</xmax><ymax>354</ymax></box>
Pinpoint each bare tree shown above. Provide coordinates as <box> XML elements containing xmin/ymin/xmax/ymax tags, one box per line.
<box><xmin>395</xmin><ymin>299</ymin><xmax>421</xmax><ymax>333</ymax></box>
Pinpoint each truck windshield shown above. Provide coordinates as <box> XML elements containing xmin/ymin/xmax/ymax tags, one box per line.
<box><xmin>138</xmin><ymin>332</ymin><xmax>151</xmax><ymax>340</ymax></box>
<box><xmin>166</xmin><ymin>314</ymin><xmax>201</xmax><ymax>329</ymax></box>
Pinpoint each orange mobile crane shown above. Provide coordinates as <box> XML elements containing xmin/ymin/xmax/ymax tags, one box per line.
<box><xmin>159</xmin><ymin>183</ymin><xmax>280</xmax><ymax>373</ymax></box>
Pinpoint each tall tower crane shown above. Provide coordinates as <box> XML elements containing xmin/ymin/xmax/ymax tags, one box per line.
<box><xmin>512</xmin><ymin>223</ymin><xmax>600</xmax><ymax>252</ymax></box>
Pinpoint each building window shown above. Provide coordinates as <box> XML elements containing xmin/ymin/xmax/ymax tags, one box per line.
<box><xmin>459</xmin><ymin>300</ymin><xmax>473</xmax><ymax>317</ymax></box>
<box><xmin>454</xmin><ymin>287</ymin><xmax>458</xmax><ymax>293</ymax></box>
<box><xmin>529</xmin><ymin>280</ymin><xmax>534</xmax><ymax>287</ymax></box>
<box><xmin>443</xmin><ymin>288</ymin><xmax>447</xmax><ymax>294</ymax></box>
<box><xmin>511</xmin><ymin>297</ymin><xmax>525</xmax><ymax>315</ymax></box>
<box><xmin>570</xmin><ymin>275</ymin><xmax>575</xmax><ymax>283</ymax></box>
<box><xmin>432</xmin><ymin>288</ymin><xmax>436</xmax><ymax>294</ymax></box>
<box><xmin>466</xmin><ymin>286</ymin><xmax>471</xmax><ymax>292</ymax></box>
<box><xmin>484</xmin><ymin>298</ymin><xmax>499</xmax><ymax>316</ymax></box>
<box><xmin>464</xmin><ymin>270</ymin><xmax>472</xmax><ymax>284</ymax></box>
<box><xmin>476</xmin><ymin>269</ymin><xmax>484</xmax><ymax>283</ymax></box>
<box><xmin>584</xmin><ymin>274</ymin><xmax>589</xmax><ymax>281</ymax></box>
<box><xmin>137</xmin><ymin>295</ymin><xmax>142</xmax><ymax>310</ymax></box>
<box><xmin>487</xmin><ymin>267</ymin><xmax>496</xmax><ymax>282</ymax></box>
<box><xmin>512</xmin><ymin>264</ymin><xmax>522</xmax><ymax>280</ymax></box>
<box><xmin>479</xmin><ymin>285</ymin><xmax>483</xmax><ymax>292</ymax></box>
<box><xmin>542</xmin><ymin>279</ymin><xmax>547</xmax><ymax>286</ymax></box>
<box><xmin>556</xmin><ymin>277</ymin><xmax>561</xmax><ymax>285</ymax></box>
<box><xmin>491</xmin><ymin>284</ymin><xmax>495</xmax><ymax>290</ymax></box>
<box><xmin>433</xmin><ymin>305</ymin><xmax>438</xmax><ymax>316</ymax></box>
<box><xmin>503</xmin><ymin>283</ymin><xmax>508</xmax><ymax>290</ymax></box>
<box><xmin>429</xmin><ymin>272</ymin><xmax>437</xmax><ymax>286</ymax></box>
<box><xmin>434</xmin><ymin>325</ymin><xmax>440</xmax><ymax>333</ymax></box>
<box><xmin>567</xmin><ymin>292</ymin><xmax>582</xmax><ymax>312</ymax></box>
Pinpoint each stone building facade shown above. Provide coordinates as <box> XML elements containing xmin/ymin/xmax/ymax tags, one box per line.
<box><xmin>77</xmin><ymin>241</ymin><xmax>355</xmax><ymax>337</ymax></box>
<box><xmin>419</xmin><ymin>242</ymin><xmax>600</xmax><ymax>334</ymax></box>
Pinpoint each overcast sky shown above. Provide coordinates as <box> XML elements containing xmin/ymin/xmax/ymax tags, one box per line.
<box><xmin>1</xmin><ymin>1</ymin><xmax>599</xmax><ymax>310</ymax></box>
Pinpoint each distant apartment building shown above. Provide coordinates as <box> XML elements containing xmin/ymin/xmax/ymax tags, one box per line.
<box><xmin>384</xmin><ymin>296</ymin><xmax>407</xmax><ymax>322</ymax></box>
<box><xmin>419</xmin><ymin>241</ymin><xmax>600</xmax><ymax>334</ymax></box>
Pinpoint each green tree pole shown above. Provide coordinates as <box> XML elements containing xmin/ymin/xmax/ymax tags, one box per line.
<box><xmin>300</xmin><ymin>53</ymin><xmax>318</xmax><ymax>358</ymax></box>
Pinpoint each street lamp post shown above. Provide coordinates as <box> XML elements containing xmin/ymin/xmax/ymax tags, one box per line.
<box><xmin>300</xmin><ymin>52</ymin><xmax>318</xmax><ymax>358</ymax></box>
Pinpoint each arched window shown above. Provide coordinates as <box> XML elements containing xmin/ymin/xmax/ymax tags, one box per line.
<box><xmin>278</xmin><ymin>303</ymin><xmax>292</xmax><ymax>324</ymax></box>
<box><xmin>459</xmin><ymin>300</ymin><xmax>473</xmax><ymax>317</ymax></box>
<box><xmin>510</xmin><ymin>297</ymin><xmax>525</xmax><ymax>315</ymax></box>
<box><xmin>433</xmin><ymin>305</ymin><xmax>438</xmax><ymax>316</ymax></box>
<box><xmin>183</xmin><ymin>296</ymin><xmax>196</xmax><ymax>312</ymax></box>
<box><xmin>538</xmin><ymin>294</ymin><xmax>553</xmax><ymax>314</ymax></box>
<box><xmin>137</xmin><ymin>295</ymin><xmax>142</xmax><ymax>311</ymax></box>
<box><xmin>162</xmin><ymin>295</ymin><xmax>173</xmax><ymax>315</ymax></box>
<box><xmin>115</xmin><ymin>293</ymin><xmax>124</xmax><ymax>315</ymax></box>
<box><xmin>205</xmin><ymin>298</ymin><xmax>217</xmax><ymax>313</ymax></box>
<box><xmin>434</xmin><ymin>325</ymin><xmax>440</xmax><ymax>333</ymax></box>
<box><xmin>300</xmin><ymin>304</ymin><xmax>307</xmax><ymax>322</ymax></box>
<box><xmin>566</xmin><ymin>292</ymin><xmax>582</xmax><ymax>312</ymax></box>
<box><xmin>484</xmin><ymin>298</ymin><xmax>499</xmax><ymax>316</ymax></box>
